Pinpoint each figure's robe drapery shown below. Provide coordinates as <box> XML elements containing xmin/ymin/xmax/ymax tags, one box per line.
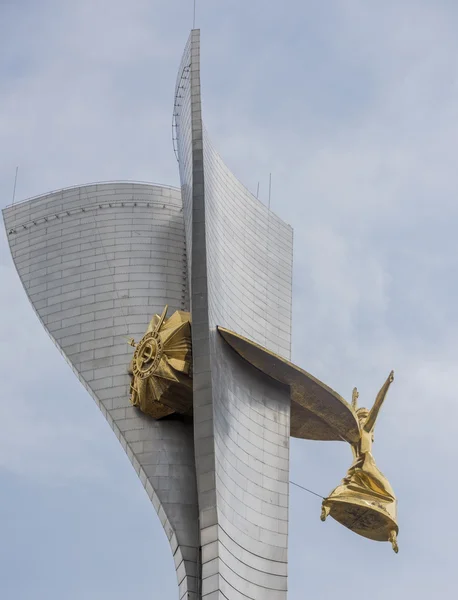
<box><xmin>322</xmin><ymin>427</ymin><xmax>398</xmax><ymax>544</ymax></box>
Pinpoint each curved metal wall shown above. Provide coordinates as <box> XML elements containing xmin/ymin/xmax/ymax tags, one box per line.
<box><xmin>3</xmin><ymin>182</ymin><xmax>199</xmax><ymax>600</ymax></box>
<box><xmin>204</xmin><ymin>131</ymin><xmax>293</xmax><ymax>357</ymax></box>
<box><xmin>175</xmin><ymin>31</ymin><xmax>293</xmax><ymax>600</ymax></box>
<box><xmin>4</xmin><ymin>28</ymin><xmax>295</xmax><ymax>600</ymax></box>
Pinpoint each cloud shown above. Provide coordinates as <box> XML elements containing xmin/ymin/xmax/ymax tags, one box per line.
<box><xmin>1</xmin><ymin>0</ymin><xmax>458</xmax><ymax>598</ymax></box>
<box><xmin>197</xmin><ymin>2</ymin><xmax>458</xmax><ymax>596</ymax></box>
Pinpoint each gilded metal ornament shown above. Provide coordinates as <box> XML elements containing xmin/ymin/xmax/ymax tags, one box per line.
<box><xmin>321</xmin><ymin>371</ymin><xmax>398</xmax><ymax>553</ymax></box>
<box><xmin>217</xmin><ymin>326</ymin><xmax>360</xmax><ymax>443</ymax></box>
<box><xmin>217</xmin><ymin>326</ymin><xmax>398</xmax><ymax>552</ymax></box>
<box><xmin>128</xmin><ymin>305</ymin><xmax>193</xmax><ymax>419</ymax></box>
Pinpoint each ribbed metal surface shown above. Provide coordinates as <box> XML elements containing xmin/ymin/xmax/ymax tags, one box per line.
<box><xmin>175</xmin><ymin>31</ymin><xmax>293</xmax><ymax>600</ymax></box>
<box><xmin>3</xmin><ymin>182</ymin><xmax>200</xmax><ymax>599</ymax></box>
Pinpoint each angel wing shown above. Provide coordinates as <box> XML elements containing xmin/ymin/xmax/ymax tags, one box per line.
<box><xmin>217</xmin><ymin>327</ymin><xmax>360</xmax><ymax>443</ymax></box>
<box><xmin>364</xmin><ymin>370</ymin><xmax>394</xmax><ymax>432</ymax></box>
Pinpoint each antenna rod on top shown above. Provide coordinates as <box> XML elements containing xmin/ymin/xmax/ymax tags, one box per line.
<box><xmin>193</xmin><ymin>0</ymin><xmax>196</xmax><ymax>29</ymax></box>
<box><xmin>12</xmin><ymin>166</ymin><xmax>19</xmax><ymax>205</ymax></box>
<box><xmin>256</xmin><ymin>182</ymin><xmax>260</xmax><ymax>198</ymax></box>
<box><xmin>268</xmin><ymin>173</ymin><xmax>272</xmax><ymax>210</ymax></box>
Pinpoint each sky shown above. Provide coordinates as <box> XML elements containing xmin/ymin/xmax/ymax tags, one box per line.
<box><xmin>1</xmin><ymin>0</ymin><xmax>458</xmax><ymax>598</ymax></box>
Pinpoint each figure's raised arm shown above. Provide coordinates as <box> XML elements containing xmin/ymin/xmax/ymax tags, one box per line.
<box><xmin>352</xmin><ymin>387</ymin><xmax>359</xmax><ymax>411</ymax></box>
<box><xmin>364</xmin><ymin>370</ymin><xmax>394</xmax><ymax>432</ymax></box>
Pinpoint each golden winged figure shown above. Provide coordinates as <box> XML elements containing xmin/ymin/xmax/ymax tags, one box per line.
<box><xmin>321</xmin><ymin>371</ymin><xmax>399</xmax><ymax>552</ymax></box>
<box><xmin>216</xmin><ymin>327</ymin><xmax>399</xmax><ymax>552</ymax></box>
<box><xmin>128</xmin><ymin>305</ymin><xmax>193</xmax><ymax>419</ymax></box>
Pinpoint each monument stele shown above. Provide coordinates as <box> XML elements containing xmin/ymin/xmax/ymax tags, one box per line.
<box><xmin>3</xmin><ymin>29</ymin><xmax>398</xmax><ymax>600</ymax></box>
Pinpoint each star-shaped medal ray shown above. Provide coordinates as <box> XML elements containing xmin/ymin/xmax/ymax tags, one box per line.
<box><xmin>128</xmin><ymin>305</ymin><xmax>193</xmax><ymax>419</ymax></box>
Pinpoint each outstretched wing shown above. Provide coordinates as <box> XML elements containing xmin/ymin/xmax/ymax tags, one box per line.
<box><xmin>217</xmin><ymin>327</ymin><xmax>360</xmax><ymax>443</ymax></box>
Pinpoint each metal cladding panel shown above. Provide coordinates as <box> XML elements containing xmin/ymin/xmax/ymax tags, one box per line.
<box><xmin>175</xmin><ymin>31</ymin><xmax>293</xmax><ymax>600</ymax></box>
<box><xmin>3</xmin><ymin>182</ymin><xmax>199</xmax><ymax>598</ymax></box>
<box><xmin>204</xmin><ymin>132</ymin><xmax>293</xmax><ymax>358</ymax></box>
<box><xmin>174</xmin><ymin>34</ymin><xmax>194</xmax><ymax>286</ymax></box>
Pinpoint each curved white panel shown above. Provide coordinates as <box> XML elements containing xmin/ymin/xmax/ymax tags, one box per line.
<box><xmin>175</xmin><ymin>31</ymin><xmax>293</xmax><ymax>600</ymax></box>
<box><xmin>3</xmin><ymin>182</ymin><xmax>199</xmax><ymax>599</ymax></box>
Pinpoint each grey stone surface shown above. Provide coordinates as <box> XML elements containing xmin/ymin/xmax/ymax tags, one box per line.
<box><xmin>175</xmin><ymin>31</ymin><xmax>293</xmax><ymax>599</ymax></box>
<box><xmin>3</xmin><ymin>182</ymin><xmax>199</xmax><ymax>598</ymax></box>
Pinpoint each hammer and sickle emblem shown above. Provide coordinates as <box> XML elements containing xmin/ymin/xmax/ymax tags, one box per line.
<box><xmin>138</xmin><ymin>340</ymin><xmax>156</xmax><ymax>369</ymax></box>
<box><xmin>129</xmin><ymin>306</ymin><xmax>169</xmax><ymax>380</ymax></box>
<box><xmin>132</xmin><ymin>334</ymin><xmax>162</xmax><ymax>379</ymax></box>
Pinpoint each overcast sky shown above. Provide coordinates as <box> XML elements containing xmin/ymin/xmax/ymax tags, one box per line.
<box><xmin>1</xmin><ymin>1</ymin><xmax>457</xmax><ymax>598</ymax></box>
